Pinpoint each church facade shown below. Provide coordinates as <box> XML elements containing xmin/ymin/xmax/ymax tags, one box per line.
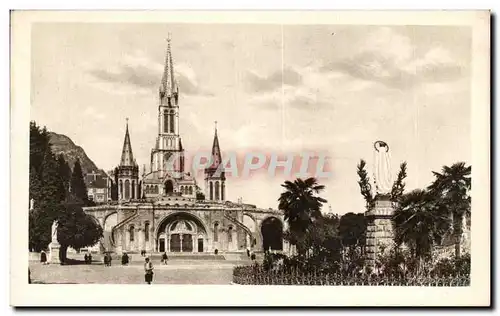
<box><xmin>84</xmin><ymin>38</ymin><xmax>285</xmax><ymax>254</ymax></box>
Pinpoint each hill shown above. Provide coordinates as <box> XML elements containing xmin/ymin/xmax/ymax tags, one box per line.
<box><xmin>48</xmin><ymin>132</ymin><xmax>106</xmax><ymax>177</ymax></box>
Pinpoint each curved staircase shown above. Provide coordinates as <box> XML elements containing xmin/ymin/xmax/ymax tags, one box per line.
<box><xmin>223</xmin><ymin>212</ymin><xmax>253</xmax><ymax>244</ymax></box>
<box><xmin>106</xmin><ymin>205</ymin><xmax>140</xmax><ymax>252</ymax></box>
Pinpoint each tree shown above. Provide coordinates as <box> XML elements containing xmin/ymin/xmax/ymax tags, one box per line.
<box><xmin>357</xmin><ymin>160</ymin><xmax>375</xmax><ymax>211</ymax></box>
<box><xmin>57</xmin><ymin>154</ymin><xmax>72</xmax><ymax>195</ymax></box>
<box><xmin>57</xmin><ymin>202</ymin><xmax>103</xmax><ymax>262</ymax></box>
<box><xmin>391</xmin><ymin>162</ymin><xmax>407</xmax><ymax>205</ymax></box>
<box><xmin>29</xmin><ymin>207</ymin><xmax>55</xmax><ymax>252</ymax></box>
<box><xmin>29</xmin><ymin>167</ymin><xmax>42</xmax><ymax>203</ymax></box>
<box><xmin>339</xmin><ymin>212</ymin><xmax>367</xmax><ymax>251</ymax></box>
<box><xmin>428</xmin><ymin>162</ymin><xmax>471</xmax><ymax>258</ymax></box>
<box><xmin>302</xmin><ymin>214</ymin><xmax>342</xmax><ymax>270</ymax></box>
<box><xmin>278</xmin><ymin>177</ymin><xmax>327</xmax><ymax>254</ymax></box>
<box><xmin>70</xmin><ymin>159</ymin><xmax>89</xmax><ymax>205</ymax></box>
<box><xmin>39</xmin><ymin>150</ymin><xmax>66</xmax><ymax>211</ymax></box>
<box><xmin>31</xmin><ymin>150</ymin><xmax>66</xmax><ymax>251</ymax></box>
<box><xmin>393</xmin><ymin>189</ymin><xmax>450</xmax><ymax>271</ymax></box>
<box><xmin>29</xmin><ymin>121</ymin><xmax>50</xmax><ymax>175</ymax></box>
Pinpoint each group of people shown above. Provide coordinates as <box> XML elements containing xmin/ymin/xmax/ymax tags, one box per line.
<box><xmin>84</xmin><ymin>253</ymin><xmax>93</xmax><ymax>264</ymax></box>
<box><xmin>103</xmin><ymin>252</ymin><xmax>113</xmax><ymax>266</ymax></box>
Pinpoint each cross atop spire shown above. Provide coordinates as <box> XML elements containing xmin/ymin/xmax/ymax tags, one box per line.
<box><xmin>120</xmin><ymin>118</ymin><xmax>136</xmax><ymax>167</ymax></box>
<box><xmin>214</xmin><ymin>121</ymin><xmax>217</xmax><ymax>135</ymax></box>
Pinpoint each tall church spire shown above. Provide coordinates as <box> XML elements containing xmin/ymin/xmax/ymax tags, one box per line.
<box><xmin>205</xmin><ymin>121</ymin><xmax>225</xmax><ymax>201</ymax></box>
<box><xmin>159</xmin><ymin>33</ymin><xmax>178</xmax><ymax>98</ymax></box>
<box><xmin>120</xmin><ymin>118</ymin><xmax>136</xmax><ymax>167</ymax></box>
<box><xmin>209</xmin><ymin>121</ymin><xmax>222</xmax><ymax>169</ymax></box>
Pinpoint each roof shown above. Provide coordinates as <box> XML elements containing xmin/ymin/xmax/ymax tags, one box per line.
<box><xmin>159</xmin><ymin>36</ymin><xmax>178</xmax><ymax>98</ymax></box>
<box><xmin>120</xmin><ymin>119</ymin><xmax>137</xmax><ymax>167</ymax></box>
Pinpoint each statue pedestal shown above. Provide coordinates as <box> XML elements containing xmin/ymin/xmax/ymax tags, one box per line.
<box><xmin>49</xmin><ymin>241</ymin><xmax>61</xmax><ymax>264</ymax></box>
<box><xmin>365</xmin><ymin>194</ymin><xmax>394</xmax><ymax>268</ymax></box>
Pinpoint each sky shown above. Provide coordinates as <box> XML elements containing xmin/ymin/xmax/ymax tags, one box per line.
<box><xmin>31</xmin><ymin>23</ymin><xmax>472</xmax><ymax>214</ymax></box>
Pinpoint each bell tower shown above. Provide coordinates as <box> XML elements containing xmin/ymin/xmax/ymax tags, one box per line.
<box><xmin>205</xmin><ymin>122</ymin><xmax>226</xmax><ymax>201</ymax></box>
<box><xmin>151</xmin><ymin>34</ymin><xmax>184</xmax><ymax>178</ymax></box>
<box><xmin>117</xmin><ymin>118</ymin><xmax>139</xmax><ymax>201</ymax></box>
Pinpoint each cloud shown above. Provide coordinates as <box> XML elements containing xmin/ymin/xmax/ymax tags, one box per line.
<box><xmin>248</xmin><ymin>84</ymin><xmax>328</xmax><ymax>110</ymax></box>
<box><xmin>180</xmin><ymin>42</ymin><xmax>202</xmax><ymax>50</ymax></box>
<box><xmin>244</xmin><ymin>67</ymin><xmax>302</xmax><ymax>92</ymax></box>
<box><xmin>86</xmin><ymin>51</ymin><xmax>213</xmax><ymax>96</ymax></box>
<box><xmin>83</xmin><ymin>106</ymin><xmax>105</xmax><ymax>120</ymax></box>
<box><xmin>321</xmin><ymin>27</ymin><xmax>464</xmax><ymax>89</ymax></box>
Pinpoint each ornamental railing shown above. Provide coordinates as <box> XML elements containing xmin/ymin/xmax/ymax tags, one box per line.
<box><xmin>232</xmin><ymin>265</ymin><xmax>470</xmax><ymax>286</ymax></box>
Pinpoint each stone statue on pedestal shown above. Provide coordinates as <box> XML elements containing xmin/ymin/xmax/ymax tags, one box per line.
<box><xmin>365</xmin><ymin>141</ymin><xmax>395</xmax><ymax>269</ymax></box>
<box><xmin>49</xmin><ymin>220</ymin><xmax>61</xmax><ymax>264</ymax></box>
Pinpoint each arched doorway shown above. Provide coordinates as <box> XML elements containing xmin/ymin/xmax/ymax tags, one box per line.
<box><xmin>261</xmin><ymin>217</ymin><xmax>283</xmax><ymax>251</ymax></box>
<box><xmin>164</xmin><ymin>180</ymin><xmax>174</xmax><ymax>195</ymax></box>
<box><xmin>156</xmin><ymin>212</ymin><xmax>207</xmax><ymax>253</ymax></box>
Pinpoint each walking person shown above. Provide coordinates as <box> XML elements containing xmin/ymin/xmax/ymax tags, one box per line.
<box><xmin>121</xmin><ymin>252</ymin><xmax>129</xmax><ymax>266</ymax></box>
<box><xmin>161</xmin><ymin>252</ymin><xmax>168</xmax><ymax>265</ymax></box>
<box><xmin>40</xmin><ymin>250</ymin><xmax>47</xmax><ymax>265</ymax></box>
<box><xmin>88</xmin><ymin>253</ymin><xmax>93</xmax><ymax>264</ymax></box>
<box><xmin>144</xmin><ymin>257</ymin><xmax>154</xmax><ymax>284</ymax></box>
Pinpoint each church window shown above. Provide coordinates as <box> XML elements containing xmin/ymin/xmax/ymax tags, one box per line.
<box><xmin>214</xmin><ymin>181</ymin><xmax>220</xmax><ymax>201</ymax></box>
<box><xmin>163</xmin><ymin>112</ymin><xmax>168</xmax><ymax>133</ymax></box>
<box><xmin>125</xmin><ymin>180</ymin><xmax>130</xmax><ymax>199</ymax></box>
<box><xmin>214</xmin><ymin>223</ymin><xmax>219</xmax><ymax>242</ymax></box>
<box><xmin>129</xmin><ymin>226</ymin><xmax>135</xmax><ymax>242</ymax></box>
<box><xmin>119</xmin><ymin>180</ymin><xmax>123</xmax><ymax>198</ymax></box>
<box><xmin>189</xmin><ymin>186</ymin><xmax>193</xmax><ymax>195</ymax></box>
<box><xmin>228</xmin><ymin>226</ymin><xmax>233</xmax><ymax>242</ymax></box>
<box><xmin>169</xmin><ymin>112</ymin><xmax>175</xmax><ymax>133</ymax></box>
<box><xmin>145</xmin><ymin>222</ymin><xmax>150</xmax><ymax>242</ymax></box>
<box><xmin>209</xmin><ymin>182</ymin><xmax>213</xmax><ymax>200</ymax></box>
<box><xmin>221</xmin><ymin>183</ymin><xmax>225</xmax><ymax>200</ymax></box>
<box><xmin>131</xmin><ymin>180</ymin><xmax>135</xmax><ymax>199</ymax></box>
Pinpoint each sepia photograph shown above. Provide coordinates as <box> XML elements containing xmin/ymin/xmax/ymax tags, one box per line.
<box><xmin>10</xmin><ymin>10</ymin><xmax>490</xmax><ymax>306</ymax></box>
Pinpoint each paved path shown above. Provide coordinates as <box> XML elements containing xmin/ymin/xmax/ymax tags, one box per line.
<box><xmin>29</xmin><ymin>262</ymin><xmax>236</xmax><ymax>284</ymax></box>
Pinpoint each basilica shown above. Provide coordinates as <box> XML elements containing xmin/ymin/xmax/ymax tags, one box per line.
<box><xmin>84</xmin><ymin>38</ymin><xmax>286</xmax><ymax>254</ymax></box>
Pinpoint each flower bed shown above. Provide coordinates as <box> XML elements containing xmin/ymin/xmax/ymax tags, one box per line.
<box><xmin>232</xmin><ymin>265</ymin><xmax>470</xmax><ymax>286</ymax></box>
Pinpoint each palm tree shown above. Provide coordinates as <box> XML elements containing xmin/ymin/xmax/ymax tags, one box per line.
<box><xmin>428</xmin><ymin>162</ymin><xmax>471</xmax><ymax>258</ymax></box>
<box><xmin>393</xmin><ymin>189</ymin><xmax>450</xmax><ymax>272</ymax></box>
<box><xmin>278</xmin><ymin>177</ymin><xmax>327</xmax><ymax>254</ymax></box>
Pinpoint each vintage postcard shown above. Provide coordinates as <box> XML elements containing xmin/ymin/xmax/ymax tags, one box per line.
<box><xmin>10</xmin><ymin>10</ymin><xmax>490</xmax><ymax>306</ymax></box>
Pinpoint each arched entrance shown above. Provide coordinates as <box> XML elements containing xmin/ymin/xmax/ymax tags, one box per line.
<box><xmin>261</xmin><ymin>217</ymin><xmax>283</xmax><ymax>251</ymax></box>
<box><xmin>156</xmin><ymin>212</ymin><xmax>207</xmax><ymax>253</ymax></box>
<box><xmin>164</xmin><ymin>180</ymin><xmax>174</xmax><ymax>195</ymax></box>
